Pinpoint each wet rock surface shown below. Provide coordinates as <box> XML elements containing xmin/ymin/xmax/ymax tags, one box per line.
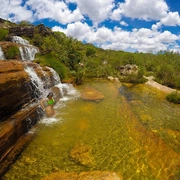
<box><xmin>81</xmin><ymin>86</ymin><xmax>104</xmax><ymax>102</ymax></box>
<box><xmin>42</xmin><ymin>171</ymin><xmax>123</xmax><ymax>180</ymax></box>
<box><xmin>70</xmin><ymin>143</ymin><xmax>94</xmax><ymax>167</ymax></box>
<box><xmin>0</xmin><ymin>60</ymin><xmax>59</xmax><ymax>177</ymax></box>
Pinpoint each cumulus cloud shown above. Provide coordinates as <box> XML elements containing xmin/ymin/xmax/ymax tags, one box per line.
<box><xmin>52</xmin><ymin>22</ymin><xmax>179</xmax><ymax>52</ymax></box>
<box><xmin>112</xmin><ymin>0</ymin><xmax>169</xmax><ymax>21</ymax></box>
<box><xmin>0</xmin><ymin>0</ymin><xmax>33</xmax><ymax>22</ymax></box>
<box><xmin>67</xmin><ymin>0</ymin><xmax>115</xmax><ymax>24</ymax></box>
<box><xmin>25</xmin><ymin>0</ymin><xmax>83</xmax><ymax>24</ymax></box>
<box><xmin>160</xmin><ymin>12</ymin><xmax>180</xmax><ymax>26</ymax></box>
<box><xmin>1</xmin><ymin>0</ymin><xmax>180</xmax><ymax>53</ymax></box>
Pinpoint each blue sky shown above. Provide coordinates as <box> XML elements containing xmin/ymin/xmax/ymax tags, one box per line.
<box><xmin>1</xmin><ymin>0</ymin><xmax>180</xmax><ymax>53</ymax></box>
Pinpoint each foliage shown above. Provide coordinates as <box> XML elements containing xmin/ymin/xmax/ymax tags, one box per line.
<box><xmin>35</xmin><ymin>53</ymin><xmax>68</xmax><ymax>80</ymax></box>
<box><xmin>166</xmin><ymin>91</ymin><xmax>180</xmax><ymax>104</ymax></box>
<box><xmin>18</xmin><ymin>20</ymin><xmax>31</xmax><ymax>26</ymax></box>
<box><xmin>5</xmin><ymin>45</ymin><xmax>19</xmax><ymax>59</ymax></box>
<box><xmin>0</xmin><ymin>28</ymin><xmax>8</xmax><ymax>41</ymax></box>
<box><xmin>3</xmin><ymin>20</ymin><xmax>179</xmax><ymax>87</ymax></box>
<box><xmin>86</xmin><ymin>45</ymin><xmax>96</xmax><ymax>56</ymax></box>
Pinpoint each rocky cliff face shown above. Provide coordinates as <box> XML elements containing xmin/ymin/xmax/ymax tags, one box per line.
<box><xmin>0</xmin><ymin>60</ymin><xmax>58</xmax><ymax>176</ymax></box>
<box><xmin>8</xmin><ymin>24</ymin><xmax>52</xmax><ymax>38</ymax></box>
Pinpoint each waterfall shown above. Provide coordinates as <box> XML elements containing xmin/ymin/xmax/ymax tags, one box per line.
<box><xmin>11</xmin><ymin>36</ymin><xmax>39</xmax><ymax>61</ymax></box>
<box><xmin>24</xmin><ymin>64</ymin><xmax>78</xmax><ymax>99</ymax></box>
<box><xmin>0</xmin><ymin>46</ymin><xmax>5</xmax><ymax>60</ymax></box>
<box><xmin>46</xmin><ymin>67</ymin><xmax>61</xmax><ymax>85</ymax></box>
<box><xmin>24</xmin><ymin>66</ymin><xmax>47</xmax><ymax>99</ymax></box>
<box><xmin>12</xmin><ymin>36</ymin><xmax>30</xmax><ymax>45</ymax></box>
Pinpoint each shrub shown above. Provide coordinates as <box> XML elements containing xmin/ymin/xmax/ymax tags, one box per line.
<box><xmin>0</xmin><ymin>28</ymin><xmax>8</xmax><ymax>41</ymax></box>
<box><xmin>5</xmin><ymin>45</ymin><xmax>19</xmax><ymax>59</ymax></box>
<box><xmin>35</xmin><ymin>53</ymin><xmax>68</xmax><ymax>80</ymax></box>
<box><xmin>166</xmin><ymin>91</ymin><xmax>180</xmax><ymax>104</ymax></box>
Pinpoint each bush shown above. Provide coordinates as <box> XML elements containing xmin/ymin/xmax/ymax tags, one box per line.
<box><xmin>166</xmin><ymin>91</ymin><xmax>180</xmax><ymax>104</ymax></box>
<box><xmin>0</xmin><ymin>28</ymin><xmax>8</xmax><ymax>41</ymax></box>
<box><xmin>35</xmin><ymin>53</ymin><xmax>68</xmax><ymax>80</ymax></box>
<box><xmin>5</xmin><ymin>45</ymin><xmax>19</xmax><ymax>59</ymax></box>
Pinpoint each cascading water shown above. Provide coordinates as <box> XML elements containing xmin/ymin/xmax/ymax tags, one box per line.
<box><xmin>46</xmin><ymin>66</ymin><xmax>61</xmax><ymax>84</ymax></box>
<box><xmin>0</xmin><ymin>46</ymin><xmax>5</xmax><ymax>60</ymax></box>
<box><xmin>11</xmin><ymin>36</ymin><xmax>39</xmax><ymax>61</ymax></box>
<box><xmin>25</xmin><ymin>63</ymin><xmax>79</xmax><ymax>103</ymax></box>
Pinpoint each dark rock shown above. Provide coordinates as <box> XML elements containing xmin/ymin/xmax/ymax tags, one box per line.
<box><xmin>9</xmin><ymin>26</ymin><xmax>35</xmax><ymax>38</ymax></box>
<box><xmin>116</xmin><ymin>64</ymin><xmax>138</xmax><ymax>75</ymax></box>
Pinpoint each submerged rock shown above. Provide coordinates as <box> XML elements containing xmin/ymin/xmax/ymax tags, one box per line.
<box><xmin>81</xmin><ymin>86</ymin><xmax>104</xmax><ymax>102</ymax></box>
<box><xmin>42</xmin><ymin>171</ymin><xmax>123</xmax><ymax>180</ymax></box>
<box><xmin>70</xmin><ymin>143</ymin><xmax>94</xmax><ymax>167</ymax></box>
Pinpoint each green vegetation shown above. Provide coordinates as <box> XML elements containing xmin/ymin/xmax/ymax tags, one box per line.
<box><xmin>5</xmin><ymin>45</ymin><xmax>19</xmax><ymax>59</ymax></box>
<box><xmin>166</xmin><ymin>91</ymin><xmax>180</xmax><ymax>104</ymax></box>
<box><xmin>0</xmin><ymin>28</ymin><xmax>8</xmax><ymax>41</ymax></box>
<box><xmin>0</xmin><ymin>19</ymin><xmax>180</xmax><ymax>89</ymax></box>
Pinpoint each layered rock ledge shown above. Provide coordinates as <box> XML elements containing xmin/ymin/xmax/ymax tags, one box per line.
<box><xmin>0</xmin><ymin>60</ymin><xmax>58</xmax><ymax>177</ymax></box>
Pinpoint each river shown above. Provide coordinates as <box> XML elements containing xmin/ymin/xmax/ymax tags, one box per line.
<box><xmin>3</xmin><ymin>79</ymin><xmax>180</xmax><ymax>180</ymax></box>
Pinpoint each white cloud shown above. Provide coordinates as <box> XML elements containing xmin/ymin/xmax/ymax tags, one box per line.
<box><xmin>120</xmin><ymin>21</ymin><xmax>128</xmax><ymax>26</ymax></box>
<box><xmin>25</xmin><ymin>0</ymin><xmax>83</xmax><ymax>24</ymax></box>
<box><xmin>67</xmin><ymin>0</ymin><xmax>115</xmax><ymax>24</ymax></box>
<box><xmin>111</xmin><ymin>0</ymin><xmax>168</xmax><ymax>21</ymax></box>
<box><xmin>0</xmin><ymin>0</ymin><xmax>33</xmax><ymax>22</ymax></box>
<box><xmin>52</xmin><ymin>22</ymin><xmax>179</xmax><ymax>53</ymax></box>
<box><xmin>160</xmin><ymin>12</ymin><xmax>180</xmax><ymax>26</ymax></box>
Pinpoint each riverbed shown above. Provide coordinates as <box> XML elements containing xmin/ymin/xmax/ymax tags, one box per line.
<box><xmin>3</xmin><ymin>79</ymin><xmax>180</xmax><ymax>180</ymax></box>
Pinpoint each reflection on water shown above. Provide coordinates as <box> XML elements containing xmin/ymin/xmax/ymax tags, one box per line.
<box><xmin>3</xmin><ymin>80</ymin><xmax>180</xmax><ymax>180</ymax></box>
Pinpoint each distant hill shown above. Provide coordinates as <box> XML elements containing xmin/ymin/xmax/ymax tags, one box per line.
<box><xmin>0</xmin><ymin>18</ymin><xmax>16</xmax><ymax>29</ymax></box>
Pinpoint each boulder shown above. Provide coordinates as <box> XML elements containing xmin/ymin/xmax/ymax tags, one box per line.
<box><xmin>81</xmin><ymin>86</ymin><xmax>104</xmax><ymax>102</ymax></box>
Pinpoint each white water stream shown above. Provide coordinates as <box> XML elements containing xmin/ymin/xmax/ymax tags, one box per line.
<box><xmin>24</xmin><ymin>63</ymin><xmax>79</xmax><ymax>125</ymax></box>
<box><xmin>0</xmin><ymin>46</ymin><xmax>5</xmax><ymax>60</ymax></box>
<box><xmin>11</xmin><ymin>36</ymin><xmax>39</xmax><ymax>61</ymax></box>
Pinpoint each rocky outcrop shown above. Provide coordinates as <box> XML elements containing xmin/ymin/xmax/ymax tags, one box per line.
<box><xmin>117</xmin><ymin>64</ymin><xmax>138</xmax><ymax>75</ymax></box>
<box><xmin>0</xmin><ymin>18</ymin><xmax>16</xmax><ymax>29</ymax></box>
<box><xmin>0</xmin><ymin>60</ymin><xmax>57</xmax><ymax>176</ymax></box>
<box><xmin>0</xmin><ymin>60</ymin><xmax>31</xmax><ymax>121</ymax></box>
<box><xmin>0</xmin><ymin>60</ymin><xmax>55</xmax><ymax>121</ymax></box>
<box><xmin>9</xmin><ymin>26</ymin><xmax>35</xmax><ymax>38</ymax></box>
<box><xmin>42</xmin><ymin>171</ymin><xmax>123</xmax><ymax>180</ymax></box>
<box><xmin>8</xmin><ymin>24</ymin><xmax>52</xmax><ymax>38</ymax></box>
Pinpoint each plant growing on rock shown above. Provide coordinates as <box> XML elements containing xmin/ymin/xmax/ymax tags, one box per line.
<box><xmin>5</xmin><ymin>45</ymin><xmax>19</xmax><ymax>59</ymax></box>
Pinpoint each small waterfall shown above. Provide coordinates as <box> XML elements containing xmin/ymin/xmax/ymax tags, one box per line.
<box><xmin>25</xmin><ymin>66</ymin><xmax>47</xmax><ymax>98</ymax></box>
<box><xmin>46</xmin><ymin>67</ymin><xmax>61</xmax><ymax>85</ymax></box>
<box><xmin>11</xmin><ymin>36</ymin><xmax>39</xmax><ymax>61</ymax></box>
<box><xmin>12</xmin><ymin>36</ymin><xmax>30</xmax><ymax>45</ymax></box>
<box><xmin>0</xmin><ymin>46</ymin><xmax>5</xmax><ymax>60</ymax></box>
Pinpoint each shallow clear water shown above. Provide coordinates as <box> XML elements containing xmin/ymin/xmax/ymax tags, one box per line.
<box><xmin>3</xmin><ymin>80</ymin><xmax>180</xmax><ymax>180</ymax></box>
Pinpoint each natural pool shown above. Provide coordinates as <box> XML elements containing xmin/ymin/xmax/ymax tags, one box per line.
<box><xmin>3</xmin><ymin>80</ymin><xmax>180</xmax><ymax>180</ymax></box>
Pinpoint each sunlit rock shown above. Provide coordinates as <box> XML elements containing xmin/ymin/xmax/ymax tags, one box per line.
<box><xmin>70</xmin><ymin>143</ymin><xmax>94</xmax><ymax>167</ymax></box>
<box><xmin>42</xmin><ymin>171</ymin><xmax>123</xmax><ymax>180</ymax></box>
<box><xmin>81</xmin><ymin>86</ymin><xmax>104</xmax><ymax>102</ymax></box>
